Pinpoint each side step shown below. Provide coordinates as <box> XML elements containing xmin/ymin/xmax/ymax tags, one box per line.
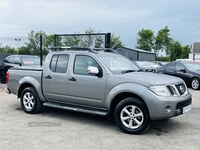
<box><xmin>43</xmin><ymin>102</ymin><xmax>108</xmax><ymax>116</ymax></box>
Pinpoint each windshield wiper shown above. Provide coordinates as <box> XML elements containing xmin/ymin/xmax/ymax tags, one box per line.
<box><xmin>121</xmin><ymin>70</ymin><xmax>135</xmax><ymax>74</ymax></box>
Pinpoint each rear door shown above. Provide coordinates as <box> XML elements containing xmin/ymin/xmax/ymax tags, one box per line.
<box><xmin>67</xmin><ymin>54</ymin><xmax>106</xmax><ymax>108</ymax></box>
<box><xmin>43</xmin><ymin>54</ymin><xmax>69</xmax><ymax>102</ymax></box>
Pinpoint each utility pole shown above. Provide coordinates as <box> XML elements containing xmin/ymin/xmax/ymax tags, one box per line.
<box><xmin>15</xmin><ymin>38</ymin><xmax>21</xmax><ymax>54</ymax></box>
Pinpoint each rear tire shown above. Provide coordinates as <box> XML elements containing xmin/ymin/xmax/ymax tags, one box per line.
<box><xmin>114</xmin><ymin>97</ymin><xmax>150</xmax><ymax>134</ymax></box>
<box><xmin>21</xmin><ymin>87</ymin><xmax>42</xmax><ymax>114</ymax></box>
<box><xmin>191</xmin><ymin>78</ymin><xmax>200</xmax><ymax>90</ymax></box>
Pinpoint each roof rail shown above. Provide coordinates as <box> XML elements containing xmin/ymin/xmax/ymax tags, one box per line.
<box><xmin>49</xmin><ymin>46</ymin><xmax>118</xmax><ymax>54</ymax></box>
<box><xmin>49</xmin><ymin>46</ymin><xmax>96</xmax><ymax>53</ymax></box>
<box><xmin>93</xmin><ymin>48</ymin><xmax>118</xmax><ymax>54</ymax></box>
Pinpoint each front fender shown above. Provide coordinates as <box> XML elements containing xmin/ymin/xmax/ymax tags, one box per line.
<box><xmin>105</xmin><ymin>82</ymin><xmax>148</xmax><ymax>110</ymax></box>
<box><xmin>17</xmin><ymin>76</ymin><xmax>46</xmax><ymax>102</ymax></box>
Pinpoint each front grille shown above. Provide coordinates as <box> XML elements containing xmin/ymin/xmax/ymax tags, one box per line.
<box><xmin>167</xmin><ymin>85</ymin><xmax>176</xmax><ymax>96</ymax></box>
<box><xmin>175</xmin><ymin>84</ymin><xmax>186</xmax><ymax>96</ymax></box>
<box><xmin>166</xmin><ymin>82</ymin><xmax>187</xmax><ymax>97</ymax></box>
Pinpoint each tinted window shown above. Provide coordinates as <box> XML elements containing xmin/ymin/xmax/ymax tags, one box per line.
<box><xmin>74</xmin><ymin>55</ymin><xmax>99</xmax><ymax>75</ymax></box>
<box><xmin>176</xmin><ymin>63</ymin><xmax>185</xmax><ymax>71</ymax></box>
<box><xmin>14</xmin><ymin>57</ymin><xmax>21</xmax><ymax>64</ymax></box>
<box><xmin>21</xmin><ymin>57</ymin><xmax>40</xmax><ymax>65</ymax></box>
<box><xmin>164</xmin><ymin>63</ymin><xmax>175</xmax><ymax>71</ymax></box>
<box><xmin>56</xmin><ymin>55</ymin><xmax>69</xmax><ymax>73</ymax></box>
<box><xmin>4</xmin><ymin>56</ymin><xmax>14</xmax><ymax>63</ymax></box>
<box><xmin>50</xmin><ymin>55</ymin><xmax>69</xmax><ymax>73</ymax></box>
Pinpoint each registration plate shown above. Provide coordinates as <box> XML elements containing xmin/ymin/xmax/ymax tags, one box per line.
<box><xmin>183</xmin><ymin>105</ymin><xmax>191</xmax><ymax>113</ymax></box>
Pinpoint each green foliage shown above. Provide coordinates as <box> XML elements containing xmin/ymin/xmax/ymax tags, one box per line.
<box><xmin>154</xmin><ymin>26</ymin><xmax>172</xmax><ymax>57</ymax></box>
<box><xmin>111</xmin><ymin>34</ymin><xmax>123</xmax><ymax>49</ymax></box>
<box><xmin>167</xmin><ymin>41</ymin><xmax>192</xmax><ymax>61</ymax></box>
<box><xmin>136</xmin><ymin>26</ymin><xmax>191</xmax><ymax>60</ymax></box>
<box><xmin>45</xmin><ymin>34</ymin><xmax>62</xmax><ymax>48</ymax></box>
<box><xmin>0</xmin><ymin>46</ymin><xmax>16</xmax><ymax>54</ymax></box>
<box><xmin>63</xmin><ymin>33</ymin><xmax>82</xmax><ymax>47</ymax></box>
<box><xmin>181</xmin><ymin>45</ymin><xmax>191</xmax><ymax>58</ymax></box>
<box><xmin>25</xmin><ymin>30</ymin><xmax>47</xmax><ymax>55</ymax></box>
<box><xmin>168</xmin><ymin>41</ymin><xmax>183</xmax><ymax>61</ymax></box>
<box><xmin>18</xmin><ymin>46</ymin><xmax>31</xmax><ymax>54</ymax></box>
<box><xmin>136</xmin><ymin>29</ymin><xmax>154</xmax><ymax>51</ymax></box>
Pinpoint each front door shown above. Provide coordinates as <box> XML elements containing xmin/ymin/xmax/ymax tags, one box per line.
<box><xmin>67</xmin><ymin>55</ymin><xmax>106</xmax><ymax>108</ymax></box>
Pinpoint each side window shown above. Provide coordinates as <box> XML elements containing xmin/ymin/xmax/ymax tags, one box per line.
<box><xmin>74</xmin><ymin>55</ymin><xmax>100</xmax><ymax>75</ymax></box>
<box><xmin>50</xmin><ymin>54</ymin><xmax>69</xmax><ymax>73</ymax></box>
<box><xmin>50</xmin><ymin>55</ymin><xmax>58</xmax><ymax>72</ymax></box>
<box><xmin>165</xmin><ymin>63</ymin><xmax>175</xmax><ymax>71</ymax></box>
<box><xmin>56</xmin><ymin>55</ymin><xmax>69</xmax><ymax>73</ymax></box>
<box><xmin>176</xmin><ymin>63</ymin><xmax>185</xmax><ymax>71</ymax></box>
<box><xmin>14</xmin><ymin>57</ymin><xmax>21</xmax><ymax>64</ymax></box>
<box><xmin>4</xmin><ymin>56</ymin><xmax>14</xmax><ymax>63</ymax></box>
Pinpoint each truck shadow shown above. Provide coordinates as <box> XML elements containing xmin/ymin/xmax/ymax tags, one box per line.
<box><xmin>13</xmin><ymin>103</ymin><xmax>193</xmax><ymax>135</ymax></box>
<box><xmin>37</xmin><ymin>106</ymin><xmax>184</xmax><ymax>135</ymax></box>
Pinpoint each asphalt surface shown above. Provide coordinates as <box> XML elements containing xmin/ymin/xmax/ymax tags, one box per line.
<box><xmin>0</xmin><ymin>83</ymin><xmax>200</xmax><ymax>150</ymax></box>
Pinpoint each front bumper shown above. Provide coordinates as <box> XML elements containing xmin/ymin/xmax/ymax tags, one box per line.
<box><xmin>143</xmin><ymin>90</ymin><xmax>192</xmax><ymax>120</ymax></box>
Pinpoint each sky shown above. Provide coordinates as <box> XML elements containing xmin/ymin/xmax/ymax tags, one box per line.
<box><xmin>0</xmin><ymin>0</ymin><xmax>200</xmax><ymax>49</ymax></box>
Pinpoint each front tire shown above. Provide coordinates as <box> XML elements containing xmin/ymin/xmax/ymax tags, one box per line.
<box><xmin>191</xmin><ymin>78</ymin><xmax>200</xmax><ymax>90</ymax></box>
<box><xmin>21</xmin><ymin>87</ymin><xmax>42</xmax><ymax>114</ymax></box>
<box><xmin>114</xmin><ymin>98</ymin><xmax>150</xmax><ymax>134</ymax></box>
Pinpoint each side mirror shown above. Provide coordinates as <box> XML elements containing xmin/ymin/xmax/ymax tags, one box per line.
<box><xmin>87</xmin><ymin>66</ymin><xmax>99</xmax><ymax>74</ymax></box>
<box><xmin>180</xmin><ymin>69</ymin><xmax>186</xmax><ymax>73</ymax></box>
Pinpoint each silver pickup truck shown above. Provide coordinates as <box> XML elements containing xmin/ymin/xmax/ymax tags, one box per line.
<box><xmin>5</xmin><ymin>47</ymin><xmax>192</xmax><ymax>134</ymax></box>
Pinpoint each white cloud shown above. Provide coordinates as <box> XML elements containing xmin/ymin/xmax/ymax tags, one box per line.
<box><xmin>0</xmin><ymin>0</ymin><xmax>200</xmax><ymax>48</ymax></box>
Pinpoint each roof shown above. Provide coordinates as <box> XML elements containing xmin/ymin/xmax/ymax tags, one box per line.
<box><xmin>116</xmin><ymin>46</ymin><xmax>156</xmax><ymax>54</ymax></box>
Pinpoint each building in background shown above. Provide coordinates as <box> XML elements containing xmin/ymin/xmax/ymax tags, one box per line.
<box><xmin>189</xmin><ymin>42</ymin><xmax>200</xmax><ymax>61</ymax></box>
<box><xmin>114</xmin><ymin>46</ymin><xmax>156</xmax><ymax>61</ymax></box>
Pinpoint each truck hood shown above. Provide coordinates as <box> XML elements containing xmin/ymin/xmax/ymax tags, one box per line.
<box><xmin>113</xmin><ymin>72</ymin><xmax>183</xmax><ymax>87</ymax></box>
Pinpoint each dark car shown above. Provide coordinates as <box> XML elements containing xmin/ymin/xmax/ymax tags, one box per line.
<box><xmin>133</xmin><ymin>61</ymin><xmax>156</xmax><ymax>72</ymax></box>
<box><xmin>156</xmin><ymin>61</ymin><xmax>200</xmax><ymax>90</ymax></box>
<box><xmin>0</xmin><ymin>55</ymin><xmax>41</xmax><ymax>83</ymax></box>
<box><xmin>0</xmin><ymin>54</ymin><xmax>12</xmax><ymax>83</ymax></box>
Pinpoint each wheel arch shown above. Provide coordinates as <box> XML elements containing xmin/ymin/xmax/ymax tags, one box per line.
<box><xmin>17</xmin><ymin>77</ymin><xmax>46</xmax><ymax>102</ymax></box>
<box><xmin>108</xmin><ymin>92</ymin><xmax>149</xmax><ymax>121</ymax></box>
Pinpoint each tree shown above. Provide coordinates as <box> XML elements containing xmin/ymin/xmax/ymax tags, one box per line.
<box><xmin>0</xmin><ymin>46</ymin><xmax>16</xmax><ymax>54</ymax></box>
<box><xmin>25</xmin><ymin>30</ymin><xmax>47</xmax><ymax>55</ymax></box>
<box><xmin>63</xmin><ymin>27</ymin><xmax>123</xmax><ymax>48</ymax></box>
<box><xmin>111</xmin><ymin>34</ymin><xmax>123</xmax><ymax>49</ymax></box>
<box><xmin>45</xmin><ymin>34</ymin><xmax>63</xmax><ymax>48</ymax></box>
<box><xmin>154</xmin><ymin>26</ymin><xmax>172</xmax><ymax>57</ymax></box>
<box><xmin>63</xmin><ymin>33</ymin><xmax>82</xmax><ymax>47</ymax></box>
<box><xmin>136</xmin><ymin>29</ymin><xmax>154</xmax><ymax>51</ymax></box>
<box><xmin>167</xmin><ymin>41</ymin><xmax>182</xmax><ymax>61</ymax></box>
<box><xmin>18</xmin><ymin>46</ymin><xmax>31</xmax><ymax>54</ymax></box>
<box><xmin>181</xmin><ymin>45</ymin><xmax>191</xmax><ymax>58</ymax></box>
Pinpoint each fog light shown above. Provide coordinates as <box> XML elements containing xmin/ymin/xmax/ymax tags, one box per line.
<box><xmin>165</xmin><ymin>106</ymin><xmax>171</xmax><ymax>113</ymax></box>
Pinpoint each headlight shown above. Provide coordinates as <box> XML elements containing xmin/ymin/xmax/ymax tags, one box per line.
<box><xmin>149</xmin><ymin>85</ymin><xmax>171</xmax><ymax>96</ymax></box>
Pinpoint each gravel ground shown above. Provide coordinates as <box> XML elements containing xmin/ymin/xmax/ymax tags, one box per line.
<box><xmin>0</xmin><ymin>83</ymin><xmax>200</xmax><ymax>150</ymax></box>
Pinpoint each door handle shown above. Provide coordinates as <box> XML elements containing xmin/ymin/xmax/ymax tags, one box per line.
<box><xmin>45</xmin><ymin>75</ymin><xmax>52</xmax><ymax>79</ymax></box>
<box><xmin>69</xmin><ymin>77</ymin><xmax>76</xmax><ymax>81</ymax></box>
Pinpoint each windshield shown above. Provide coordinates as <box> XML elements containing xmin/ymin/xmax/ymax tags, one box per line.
<box><xmin>98</xmin><ymin>54</ymin><xmax>140</xmax><ymax>74</ymax></box>
<box><xmin>185</xmin><ymin>63</ymin><xmax>200</xmax><ymax>71</ymax></box>
<box><xmin>21</xmin><ymin>57</ymin><xmax>41</xmax><ymax>65</ymax></box>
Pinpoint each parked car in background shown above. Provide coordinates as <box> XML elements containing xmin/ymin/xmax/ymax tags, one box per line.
<box><xmin>156</xmin><ymin>61</ymin><xmax>200</xmax><ymax>90</ymax></box>
<box><xmin>0</xmin><ymin>54</ymin><xmax>12</xmax><ymax>83</ymax></box>
<box><xmin>0</xmin><ymin>55</ymin><xmax>41</xmax><ymax>83</ymax></box>
<box><xmin>153</xmin><ymin>61</ymin><xmax>169</xmax><ymax>67</ymax></box>
<box><xmin>133</xmin><ymin>61</ymin><xmax>156</xmax><ymax>72</ymax></box>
